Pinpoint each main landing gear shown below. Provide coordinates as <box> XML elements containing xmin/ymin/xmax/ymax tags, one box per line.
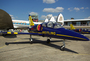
<box><xmin>47</xmin><ymin>37</ymin><xmax>51</xmax><ymax>44</ymax></box>
<box><xmin>60</xmin><ymin>39</ymin><xmax>65</xmax><ymax>51</ymax></box>
<box><xmin>46</xmin><ymin>38</ymin><xmax>65</xmax><ymax>51</ymax></box>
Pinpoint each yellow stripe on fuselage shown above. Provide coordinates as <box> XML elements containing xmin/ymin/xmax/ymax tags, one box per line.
<box><xmin>56</xmin><ymin>34</ymin><xmax>86</xmax><ymax>40</ymax></box>
<box><xmin>29</xmin><ymin>31</ymin><xmax>86</xmax><ymax>40</ymax></box>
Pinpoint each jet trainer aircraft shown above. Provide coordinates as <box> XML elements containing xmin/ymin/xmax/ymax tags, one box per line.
<box><xmin>0</xmin><ymin>14</ymin><xmax>89</xmax><ymax>51</ymax></box>
<box><xmin>70</xmin><ymin>24</ymin><xmax>90</xmax><ymax>34</ymax></box>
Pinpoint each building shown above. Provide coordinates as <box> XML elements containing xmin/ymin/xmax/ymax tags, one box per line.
<box><xmin>64</xmin><ymin>19</ymin><xmax>90</xmax><ymax>26</ymax></box>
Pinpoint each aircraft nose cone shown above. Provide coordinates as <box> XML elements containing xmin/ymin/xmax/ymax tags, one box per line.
<box><xmin>68</xmin><ymin>30</ymin><xmax>89</xmax><ymax>41</ymax></box>
<box><xmin>80</xmin><ymin>35</ymin><xmax>89</xmax><ymax>41</ymax></box>
<box><xmin>59</xmin><ymin>28</ymin><xmax>89</xmax><ymax>41</ymax></box>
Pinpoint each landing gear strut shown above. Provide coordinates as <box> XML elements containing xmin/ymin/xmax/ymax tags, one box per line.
<box><xmin>60</xmin><ymin>39</ymin><xmax>65</xmax><ymax>51</ymax></box>
<box><xmin>30</xmin><ymin>35</ymin><xmax>33</xmax><ymax>44</ymax></box>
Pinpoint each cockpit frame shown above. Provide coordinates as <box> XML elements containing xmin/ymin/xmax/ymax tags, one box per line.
<box><xmin>42</xmin><ymin>21</ymin><xmax>62</xmax><ymax>29</ymax></box>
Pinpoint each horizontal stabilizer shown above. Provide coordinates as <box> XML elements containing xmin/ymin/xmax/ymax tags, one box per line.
<box><xmin>0</xmin><ymin>32</ymin><xmax>42</xmax><ymax>35</ymax></box>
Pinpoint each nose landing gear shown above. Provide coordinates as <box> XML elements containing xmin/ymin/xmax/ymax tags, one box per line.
<box><xmin>60</xmin><ymin>39</ymin><xmax>65</xmax><ymax>51</ymax></box>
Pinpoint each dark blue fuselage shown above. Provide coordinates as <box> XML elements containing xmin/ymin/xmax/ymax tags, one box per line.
<box><xmin>40</xmin><ymin>27</ymin><xmax>89</xmax><ymax>41</ymax></box>
<box><xmin>29</xmin><ymin>22</ymin><xmax>89</xmax><ymax>41</ymax></box>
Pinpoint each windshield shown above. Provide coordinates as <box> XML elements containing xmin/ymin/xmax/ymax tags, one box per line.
<box><xmin>42</xmin><ymin>22</ymin><xmax>47</xmax><ymax>27</ymax></box>
<box><xmin>47</xmin><ymin>22</ymin><xmax>53</xmax><ymax>28</ymax></box>
<box><xmin>42</xmin><ymin>21</ymin><xmax>62</xmax><ymax>28</ymax></box>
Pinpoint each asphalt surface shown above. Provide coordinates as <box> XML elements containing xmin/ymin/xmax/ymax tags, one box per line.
<box><xmin>0</xmin><ymin>34</ymin><xmax>90</xmax><ymax>61</ymax></box>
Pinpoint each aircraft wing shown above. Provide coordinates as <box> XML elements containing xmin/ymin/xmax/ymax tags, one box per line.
<box><xmin>0</xmin><ymin>31</ymin><xmax>43</xmax><ymax>35</ymax></box>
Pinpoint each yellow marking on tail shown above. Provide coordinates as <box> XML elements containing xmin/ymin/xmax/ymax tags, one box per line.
<box><xmin>70</xmin><ymin>24</ymin><xmax>75</xmax><ymax>30</ymax></box>
<box><xmin>29</xmin><ymin>15</ymin><xmax>34</xmax><ymax>26</ymax></box>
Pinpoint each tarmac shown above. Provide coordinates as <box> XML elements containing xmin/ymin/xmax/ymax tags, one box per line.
<box><xmin>0</xmin><ymin>34</ymin><xmax>90</xmax><ymax>61</ymax></box>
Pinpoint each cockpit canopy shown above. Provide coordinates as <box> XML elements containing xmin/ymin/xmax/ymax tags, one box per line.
<box><xmin>42</xmin><ymin>21</ymin><xmax>62</xmax><ymax>28</ymax></box>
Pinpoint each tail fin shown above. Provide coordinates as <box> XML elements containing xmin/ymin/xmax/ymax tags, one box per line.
<box><xmin>29</xmin><ymin>15</ymin><xmax>34</xmax><ymax>27</ymax></box>
<box><xmin>70</xmin><ymin>24</ymin><xmax>75</xmax><ymax>30</ymax></box>
<box><xmin>57</xmin><ymin>13</ymin><xmax>64</xmax><ymax>26</ymax></box>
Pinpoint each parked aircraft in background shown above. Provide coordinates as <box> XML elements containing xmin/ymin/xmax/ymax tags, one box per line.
<box><xmin>44</xmin><ymin>18</ymin><xmax>49</xmax><ymax>22</ymax></box>
<box><xmin>44</xmin><ymin>13</ymin><xmax>64</xmax><ymax>26</ymax></box>
<box><xmin>49</xmin><ymin>16</ymin><xmax>56</xmax><ymax>22</ymax></box>
<box><xmin>70</xmin><ymin>24</ymin><xmax>90</xmax><ymax>34</ymax></box>
<box><xmin>57</xmin><ymin>13</ymin><xmax>64</xmax><ymax>26</ymax></box>
<box><xmin>12</xmin><ymin>20</ymin><xmax>42</xmax><ymax>28</ymax></box>
<box><xmin>0</xmin><ymin>15</ymin><xmax>89</xmax><ymax>51</ymax></box>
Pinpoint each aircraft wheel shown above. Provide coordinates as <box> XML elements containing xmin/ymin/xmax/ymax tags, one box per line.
<box><xmin>60</xmin><ymin>45</ymin><xmax>65</xmax><ymax>51</ymax></box>
<box><xmin>47</xmin><ymin>39</ymin><xmax>50</xmax><ymax>43</ymax></box>
<box><xmin>30</xmin><ymin>38</ymin><xmax>33</xmax><ymax>44</ymax></box>
<box><xmin>30</xmin><ymin>41</ymin><xmax>33</xmax><ymax>44</ymax></box>
<box><xmin>5</xmin><ymin>42</ymin><xmax>9</xmax><ymax>45</ymax></box>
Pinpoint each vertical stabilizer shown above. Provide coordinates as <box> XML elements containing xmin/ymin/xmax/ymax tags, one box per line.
<box><xmin>70</xmin><ymin>24</ymin><xmax>75</xmax><ymax>30</ymax></box>
<box><xmin>45</xmin><ymin>18</ymin><xmax>49</xmax><ymax>22</ymax></box>
<box><xmin>50</xmin><ymin>16</ymin><xmax>56</xmax><ymax>22</ymax></box>
<box><xmin>29</xmin><ymin>15</ymin><xmax>34</xmax><ymax>27</ymax></box>
<box><xmin>57</xmin><ymin>13</ymin><xmax>64</xmax><ymax>26</ymax></box>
